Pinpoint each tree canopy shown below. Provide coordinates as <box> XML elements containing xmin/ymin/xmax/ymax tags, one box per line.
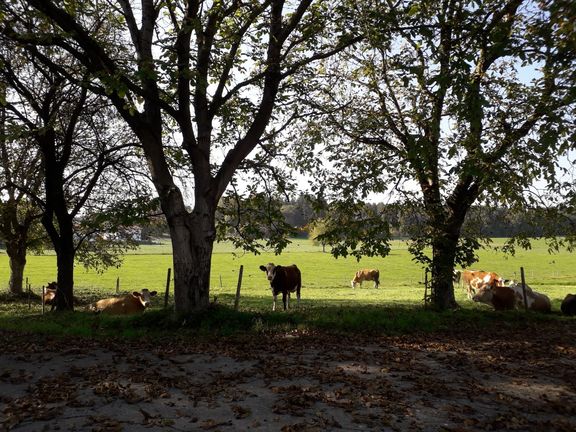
<box><xmin>291</xmin><ymin>0</ymin><xmax>576</xmax><ymax>308</ymax></box>
<box><xmin>0</xmin><ymin>0</ymin><xmax>574</xmax><ymax>311</ymax></box>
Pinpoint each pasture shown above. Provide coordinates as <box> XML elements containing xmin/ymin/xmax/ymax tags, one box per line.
<box><xmin>0</xmin><ymin>237</ymin><xmax>574</xmax><ymax>318</ymax></box>
<box><xmin>2</xmin><ymin>239</ymin><xmax>576</xmax><ymax>432</ymax></box>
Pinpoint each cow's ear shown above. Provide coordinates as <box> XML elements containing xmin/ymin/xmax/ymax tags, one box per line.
<box><xmin>259</xmin><ymin>265</ymin><xmax>266</xmax><ymax>271</ymax></box>
<box><xmin>132</xmin><ymin>291</ymin><xmax>142</xmax><ymax>298</ymax></box>
<box><xmin>150</xmin><ymin>291</ymin><xmax>158</xmax><ymax>296</ymax></box>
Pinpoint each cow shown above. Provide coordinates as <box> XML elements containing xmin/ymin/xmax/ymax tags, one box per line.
<box><xmin>43</xmin><ymin>281</ymin><xmax>58</xmax><ymax>310</ymax></box>
<box><xmin>473</xmin><ymin>281</ymin><xmax>551</xmax><ymax>313</ymax></box>
<box><xmin>561</xmin><ymin>294</ymin><xmax>576</xmax><ymax>316</ymax></box>
<box><xmin>42</xmin><ymin>282</ymin><xmax>78</xmax><ymax>310</ymax></box>
<box><xmin>351</xmin><ymin>269</ymin><xmax>380</xmax><ymax>289</ymax></box>
<box><xmin>506</xmin><ymin>281</ymin><xmax>551</xmax><ymax>313</ymax></box>
<box><xmin>472</xmin><ymin>284</ymin><xmax>517</xmax><ymax>311</ymax></box>
<box><xmin>259</xmin><ymin>263</ymin><xmax>301</xmax><ymax>311</ymax></box>
<box><xmin>454</xmin><ymin>269</ymin><xmax>504</xmax><ymax>299</ymax></box>
<box><xmin>90</xmin><ymin>289</ymin><xmax>158</xmax><ymax>315</ymax></box>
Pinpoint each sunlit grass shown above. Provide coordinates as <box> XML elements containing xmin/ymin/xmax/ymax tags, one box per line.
<box><xmin>0</xmin><ymin>237</ymin><xmax>575</xmax><ymax>337</ymax></box>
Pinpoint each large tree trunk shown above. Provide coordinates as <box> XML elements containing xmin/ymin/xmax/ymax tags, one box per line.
<box><xmin>167</xmin><ymin>203</ymin><xmax>216</xmax><ymax>314</ymax></box>
<box><xmin>7</xmin><ymin>244</ymin><xmax>26</xmax><ymax>295</ymax></box>
<box><xmin>54</xmin><ymin>239</ymin><xmax>75</xmax><ymax>311</ymax></box>
<box><xmin>430</xmin><ymin>232</ymin><xmax>459</xmax><ymax>310</ymax></box>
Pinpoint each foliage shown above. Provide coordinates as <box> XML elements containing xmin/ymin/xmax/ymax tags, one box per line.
<box><xmin>290</xmin><ymin>0</ymin><xmax>576</xmax><ymax>308</ymax></box>
<box><xmin>0</xmin><ymin>0</ymin><xmax>365</xmax><ymax>312</ymax></box>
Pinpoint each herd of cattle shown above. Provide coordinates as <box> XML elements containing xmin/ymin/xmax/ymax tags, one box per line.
<box><xmin>40</xmin><ymin>264</ymin><xmax>576</xmax><ymax>316</ymax></box>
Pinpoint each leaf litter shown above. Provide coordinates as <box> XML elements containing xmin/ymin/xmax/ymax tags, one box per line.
<box><xmin>1</xmin><ymin>319</ymin><xmax>576</xmax><ymax>431</ymax></box>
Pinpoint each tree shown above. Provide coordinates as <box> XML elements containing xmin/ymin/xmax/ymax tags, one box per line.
<box><xmin>0</xmin><ymin>42</ymin><xmax>153</xmax><ymax>310</ymax></box>
<box><xmin>0</xmin><ymin>79</ymin><xmax>45</xmax><ymax>294</ymax></box>
<box><xmin>295</xmin><ymin>0</ymin><xmax>576</xmax><ymax>309</ymax></box>
<box><xmin>1</xmin><ymin>0</ymin><xmax>361</xmax><ymax>313</ymax></box>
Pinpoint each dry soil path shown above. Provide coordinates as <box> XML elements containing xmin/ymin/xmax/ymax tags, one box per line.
<box><xmin>1</xmin><ymin>321</ymin><xmax>576</xmax><ymax>431</ymax></box>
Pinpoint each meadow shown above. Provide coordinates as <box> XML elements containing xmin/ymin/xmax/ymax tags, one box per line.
<box><xmin>1</xmin><ymin>237</ymin><xmax>575</xmax><ymax>314</ymax></box>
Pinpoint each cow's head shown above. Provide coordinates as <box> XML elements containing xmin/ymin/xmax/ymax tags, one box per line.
<box><xmin>452</xmin><ymin>269</ymin><xmax>461</xmax><ymax>283</ymax></box>
<box><xmin>472</xmin><ymin>285</ymin><xmax>493</xmax><ymax>304</ymax></box>
<box><xmin>132</xmin><ymin>289</ymin><xmax>158</xmax><ymax>307</ymax></box>
<box><xmin>259</xmin><ymin>263</ymin><xmax>278</xmax><ymax>283</ymax></box>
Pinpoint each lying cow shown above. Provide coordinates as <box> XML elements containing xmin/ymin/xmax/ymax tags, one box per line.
<box><xmin>473</xmin><ymin>281</ymin><xmax>551</xmax><ymax>313</ymax></box>
<box><xmin>259</xmin><ymin>263</ymin><xmax>301</xmax><ymax>311</ymax></box>
<box><xmin>351</xmin><ymin>269</ymin><xmax>380</xmax><ymax>289</ymax></box>
<box><xmin>454</xmin><ymin>269</ymin><xmax>503</xmax><ymax>299</ymax></box>
<box><xmin>506</xmin><ymin>281</ymin><xmax>551</xmax><ymax>313</ymax></box>
<box><xmin>90</xmin><ymin>289</ymin><xmax>157</xmax><ymax>315</ymax></box>
<box><xmin>42</xmin><ymin>282</ymin><xmax>79</xmax><ymax>310</ymax></box>
<box><xmin>472</xmin><ymin>284</ymin><xmax>517</xmax><ymax>311</ymax></box>
<box><xmin>561</xmin><ymin>294</ymin><xmax>576</xmax><ymax>316</ymax></box>
<box><xmin>43</xmin><ymin>282</ymin><xmax>58</xmax><ymax>310</ymax></box>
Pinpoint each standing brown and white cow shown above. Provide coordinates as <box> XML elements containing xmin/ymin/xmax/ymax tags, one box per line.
<box><xmin>453</xmin><ymin>269</ymin><xmax>503</xmax><ymax>299</ymax></box>
<box><xmin>90</xmin><ymin>289</ymin><xmax>158</xmax><ymax>315</ymax></box>
<box><xmin>259</xmin><ymin>263</ymin><xmax>301</xmax><ymax>311</ymax></box>
<box><xmin>351</xmin><ymin>269</ymin><xmax>380</xmax><ymax>289</ymax></box>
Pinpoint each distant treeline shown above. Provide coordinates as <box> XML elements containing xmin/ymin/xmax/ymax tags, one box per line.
<box><xmin>77</xmin><ymin>195</ymin><xmax>571</xmax><ymax>245</ymax></box>
<box><xmin>281</xmin><ymin>195</ymin><xmax>572</xmax><ymax>239</ymax></box>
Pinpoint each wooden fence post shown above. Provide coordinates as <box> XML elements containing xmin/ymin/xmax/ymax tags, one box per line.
<box><xmin>116</xmin><ymin>277</ymin><xmax>120</xmax><ymax>294</ymax></box>
<box><xmin>27</xmin><ymin>278</ymin><xmax>31</xmax><ymax>309</ymax></box>
<box><xmin>234</xmin><ymin>265</ymin><xmax>244</xmax><ymax>311</ymax></box>
<box><xmin>423</xmin><ymin>269</ymin><xmax>430</xmax><ymax>306</ymax></box>
<box><xmin>164</xmin><ymin>268</ymin><xmax>172</xmax><ymax>309</ymax></box>
<box><xmin>520</xmin><ymin>267</ymin><xmax>528</xmax><ymax>312</ymax></box>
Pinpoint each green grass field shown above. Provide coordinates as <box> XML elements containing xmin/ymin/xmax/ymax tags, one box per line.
<box><xmin>1</xmin><ymin>237</ymin><xmax>574</xmax><ymax>314</ymax></box>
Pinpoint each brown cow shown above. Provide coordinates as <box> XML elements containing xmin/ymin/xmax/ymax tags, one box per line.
<box><xmin>506</xmin><ymin>281</ymin><xmax>551</xmax><ymax>313</ymax></box>
<box><xmin>259</xmin><ymin>263</ymin><xmax>301</xmax><ymax>311</ymax></box>
<box><xmin>472</xmin><ymin>284</ymin><xmax>517</xmax><ymax>311</ymax></box>
<box><xmin>90</xmin><ymin>289</ymin><xmax>157</xmax><ymax>315</ymax></box>
<box><xmin>43</xmin><ymin>282</ymin><xmax>58</xmax><ymax>310</ymax></box>
<box><xmin>473</xmin><ymin>281</ymin><xmax>551</xmax><ymax>313</ymax></box>
<box><xmin>42</xmin><ymin>282</ymin><xmax>78</xmax><ymax>310</ymax></box>
<box><xmin>561</xmin><ymin>294</ymin><xmax>576</xmax><ymax>316</ymax></box>
<box><xmin>454</xmin><ymin>270</ymin><xmax>503</xmax><ymax>299</ymax></box>
<box><xmin>351</xmin><ymin>269</ymin><xmax>380</xmax><ymax>289</ymax></box>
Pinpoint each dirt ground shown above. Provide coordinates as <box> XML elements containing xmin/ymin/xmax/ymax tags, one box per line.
<box><xmin>1</xmin><ymin>320</ymin><xmax>576</xmax><ymax>432</ymax></box>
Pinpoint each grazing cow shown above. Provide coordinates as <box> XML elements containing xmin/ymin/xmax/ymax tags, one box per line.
<box><xmin>506</xmin><ymin>281</ymin><xmax>551</xmax><ymax>313</ymax></box>
<box><xmin>351</xmin><ymin>269</ymin><xmax>380</xmax><ymax>289</ymax></box>
<box><xmin>90</xmin><ymin>289</ymin><xmax>157</xmax><ymax>315</ymax></box>
<box><xmin>561</xmin><ymin>294</ymin><xmax>576</xmax><ymax>316</ymax></box>
<box><xmin>259</xmin><ymin>263</ymin><xmax>301</xmax><ymax>311</ymax></box>
<box><xmin>455</xmin><ymin>270</ymin><xmax>503</xmax><ymax>299</ymax></box>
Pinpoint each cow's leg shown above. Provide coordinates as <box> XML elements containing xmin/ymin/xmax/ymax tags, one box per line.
<box><xmin>272</xmin><ymin>294</ymin><xmax>277</xmax><ymax>311</ymax></box>
<box><xmin>351</xmin><ymin>280</ymin><xmax>355</xmax><ymax>289</ymax></box>
<box><xmin>374</xmin><ymin>280</ymin><xmax>379</xmax><ymax>289</ymax></box>
<box><xmin>282</xmin><ymin>292</ymin><xmax>288</xmax><ymax>310</ymax></box>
